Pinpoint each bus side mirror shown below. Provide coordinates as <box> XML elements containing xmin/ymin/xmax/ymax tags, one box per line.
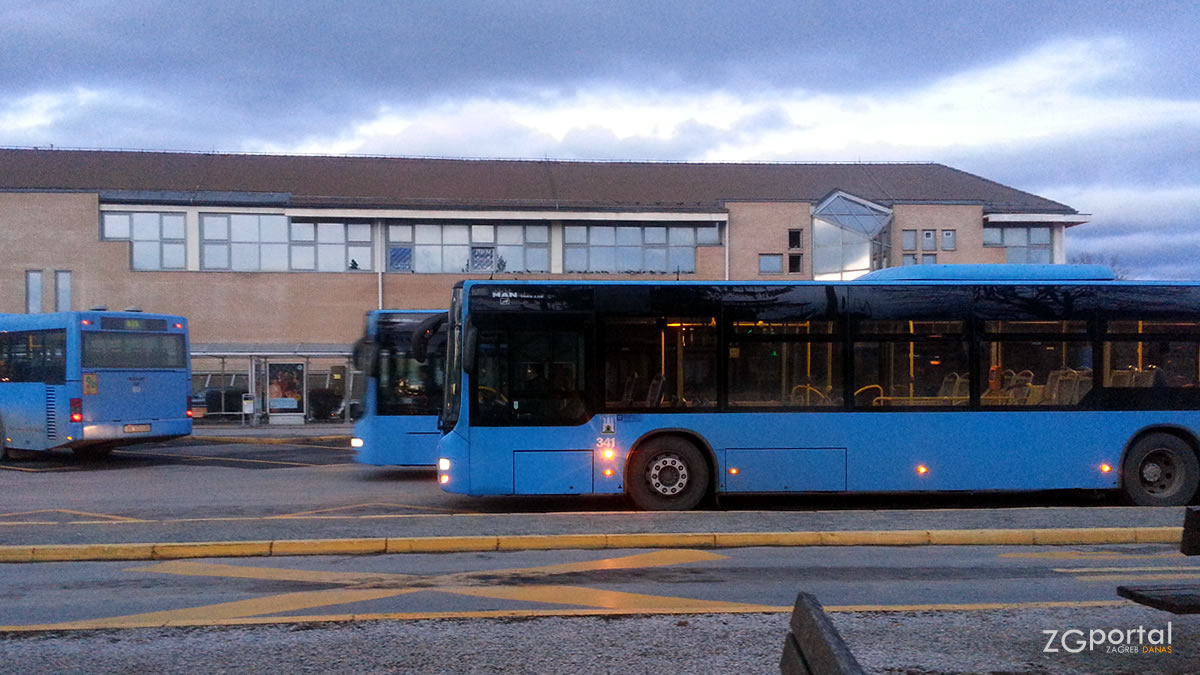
<box><xmin>412</xmin><ymin>312</ymin><xmax>448</xmax><ymax>363</ymax></box>
<box><xmin>352</xmin><ymin>338</ymin><xmax>380</xmax><ymax>377</ymax></box>
<box><xmin>463</xmin><ymin>326</ymin><xmax>478</xmax><ymax>376</ymax></box>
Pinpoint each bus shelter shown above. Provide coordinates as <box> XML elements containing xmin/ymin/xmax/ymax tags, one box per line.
<box><xmin>189</xmin><ymin>343</ymin><xmax>356</xmax><ymax>425</ymax></box>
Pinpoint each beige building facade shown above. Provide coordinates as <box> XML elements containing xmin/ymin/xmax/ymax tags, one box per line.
<box><xmin>0</xmin><ymin>149</ymin><xmax>1087</xmax><ymax>420</ymax></box>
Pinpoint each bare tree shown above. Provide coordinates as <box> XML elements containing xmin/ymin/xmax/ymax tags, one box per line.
<box><xmin>1068</xmin><ymin>252</ymin><xmax>1129</xmax><ymax>280</ymax></box>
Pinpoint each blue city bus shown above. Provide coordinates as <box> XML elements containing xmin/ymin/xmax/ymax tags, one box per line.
<box><xmin>351</xmin><ymin>310</ymin><xmax>447</xmax><ymax>466</ymax></box>
<box><xmin>0</xmin><ymin>310</ymin><xmax>192</xmax><ymax>460</ymax></box>
<box><xmin>432</xmin><ymin>266</ymin><xmax>1200</xmax><ymax>509</ymax></box>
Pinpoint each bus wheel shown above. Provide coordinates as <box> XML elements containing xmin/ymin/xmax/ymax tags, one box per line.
<box><xmin>627</xmin><ymin>437</ymin><xmax>710</xmax><ymax>511</ymax></box>
<box><xmin>1122</xmin><ymin>434</ymin><xmax>1200</xmax><ymax>506</ymax></box>
<box><xmin>72</xmin><ymin>446</ymin><xmax>113</xmax><ymax>461</ymax></box>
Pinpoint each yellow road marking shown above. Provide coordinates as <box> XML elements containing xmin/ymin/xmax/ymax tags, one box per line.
<box><xmin>1074</xmin><ymin>573</ymin><xmax>1200</xmax><ymax>582</ymax></box>
<box><xmin>824</xmin><ymin>600</ymin><xmax>1128</xmax><ymax>612</ymax></box>
<box><xmin>13</xmin><ymin>550</ymin><xmax>731</xmax><ymax>630</ymax></box>
<box><xmin>0</xmin><ymin>465</ymin><xmax>46</xmax><ymax>473</ymax></box>
<box><xmin>1053</xmin><ymin>566</ymin><xmax>1200</xmax><ymax>573</ymax></box>
<box><xmin>0</xmin><ymin>509</ymin><xmax>146</xmax><ymax>523</ymax></box>
<box><xmin>444</xmin><ymin>584</ymin><xmax>781</xmax><ymax>612</ymax></box>
<box><xmin>114</xmin><ymin>449</ymin><xmax>319</xmax><ymax>467</ymax></box>
<box><xmin>267</xmin><ymin>502</ymin><xmax>456</xmax><ymax>518</ymax></box>
<box><xmin>2</xmin><ymin>599</ymin><xmax>1142</xmax><ymax>632</ymax></box>
<box><xmin>999</xmin><ymin>551</ymin><xmax>1182</xmax><ymax>560</ymax></box>
<box><xmin>35</xmin><ymin>588</ymin><xmax>416</xmax><ymax>629</ymax></box>
<box><xmin>131</xmin><ymin>560</ymin><xmax>422</xmax><ymax>585</ymax></box>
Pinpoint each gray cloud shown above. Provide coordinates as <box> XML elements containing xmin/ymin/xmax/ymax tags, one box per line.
<box><xmin>3</xmin><ymin>1</ymin><xmax>1199</xmax><ymax>278</ymax></box>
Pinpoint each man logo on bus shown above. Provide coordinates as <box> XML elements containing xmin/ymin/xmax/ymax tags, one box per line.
<box><xmin>601</xmin><ymin>416</ymin><xmax>616</xmax><ymax>434</ymax></box>
<box><xmin>83</xmin><ymin>373</ymin><xmax>98</xmax><ymax>395</ymax></box>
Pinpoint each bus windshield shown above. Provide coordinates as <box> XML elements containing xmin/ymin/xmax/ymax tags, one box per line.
<box><xmin>376</xmin><ymin>315</ymin><xmax>445</xmax><ymax>416</ymax></box>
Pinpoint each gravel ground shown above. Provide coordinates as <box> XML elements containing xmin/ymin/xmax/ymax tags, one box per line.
<box><xmin>3</xmin><ymin>605</ymin><xmax>1198</xmax><ymax>674</ymax></box>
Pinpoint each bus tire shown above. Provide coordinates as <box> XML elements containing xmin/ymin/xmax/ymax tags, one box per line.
<box><xmin>1121</xmin><ymin>433</ymin><xmax>1200</xmax><ymax>506</ymax></box>
<box><xmin>627</xmin><ymin>436</ymin><xmax>710</xmax><ymax>511</ymax></box>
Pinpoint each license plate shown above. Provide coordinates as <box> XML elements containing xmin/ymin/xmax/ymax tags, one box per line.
<box><xmin>123</xmin><ymin>424</ymin><xmax>151</xmax><ymax>433</ymax></box>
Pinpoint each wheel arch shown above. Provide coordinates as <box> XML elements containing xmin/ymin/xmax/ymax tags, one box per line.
<box><xmin>626</xmin><ymin>428</ymin><xmax>719</xmax><ymax>496</ymax></box>
<box><xmin>1120</xmin><ymin>424</ymin><xmax>1200</xmax><ymax>487</ymax></box>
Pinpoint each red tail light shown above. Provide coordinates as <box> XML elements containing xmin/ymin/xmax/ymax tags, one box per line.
<box><xmin>70</xmin><ymin>398</ymin><xmax>83</xmax><ymax>423</ymax></box>
<box><xmin>186</xmin><ymin>396</ymin><xmax>194</xmax><ymax>418</ymax></box>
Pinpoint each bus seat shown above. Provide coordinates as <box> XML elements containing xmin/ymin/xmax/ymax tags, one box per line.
<box><xmin>645</xmin><ymin>373</ymin><xmax>665</xmax><ymax>407</ymax></box>
<box><xmin>937</xmin><ymin>373</ymin><xmax>959</xmax><ymax>397</ymax></box>
<box><xmin>1001</xmin><ymin>369</ymin><xmax>1016</xmax><ymax>388</ymax></box>
<box><xmin>952</xmin><ymin>376</ymin><xmax>969</xmax><ymax>398</ymax></box>
<box><xmin>1011</xmin><ymin>370</ymin><xmax>1034</xmax><ymax>388</ymax></box>
<box><xmin>1054</xmin><ymin>371</ymin><xmax>1079</xmax><ymax>405</ymax></box>
<box><xmin>1110</xmin><ymin>370</ymin><xmax>1132</xmax><ymax>387</ymax></box>
<box><xmin>1133</xmin><ymin>370</ymin><xmax>1157</xmax><ymax>387</ymax></box>
<box><xmin>1074</xmin><ymin>378</ymin><xmax>1094</xmax><ymax>404</ymax></box>
<box><xmin>621</xmin><ymin>374</ymin><xmax>638</xmax><ymax>405</ymax></box>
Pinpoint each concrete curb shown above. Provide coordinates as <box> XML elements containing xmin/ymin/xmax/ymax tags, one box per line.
<box><xmin>0</xmin><ymin>527</ymin><xmax>1183</xmax><ymax>563</ymax></box>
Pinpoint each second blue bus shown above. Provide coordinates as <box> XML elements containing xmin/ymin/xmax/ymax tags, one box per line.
<box><xmin>351</xmin><ymin>310</ymin><xmax>447</xmax><ymax>466</ymax></box>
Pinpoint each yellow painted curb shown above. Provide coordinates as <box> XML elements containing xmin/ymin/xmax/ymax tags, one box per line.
<box><xmin>1136</xmin><ymin>526</ymin><xmax>1184</xmax><ymax>544</ymax></box>
<box><xmin>30</xmin><ymin>543</ymin><xmax>155</xmax><ymax>562</ymax></box>
<box><xmin>0</xmin><ymin>527</ymin><xmax>1186</xmax><ymax>563</ymax></box>
<box><xmin>496</xmin><ymin>534</ymin><xmax>608</xmax><ymax>551</ymax></box>
<box><xmin>605</xmin><ymin>532</ymin><xmax>716</xmax><ymax>549</ymax></box>
<box><xmin>713</xmin><ymin>532</ymin><xmax>824</xmax><ymax>547</ymax></box>
<box><xmin>0</xmin><ymin>546</ymin><xmax>34</xmax><ymax>563</ymax></box>
<box><xmin>819</xmin><ymin>530</ymin><xmax>932</xmax><ymax>546</ymax></box>
<box><xmin>152</xmin><ymin>541</ymin><xmax>272</xmax><ymax>559</ymax></box>
<box><xmin>1032</xmin><ymin>528</ymin><xmax>1135</xmax><ymax>545</ymax></box>
<box><xmin>397</xmin><ymin>536</ymin><xmax>499</xmax><ymax>553</ymax></box>
<box><xmin>271</xmin><ymin>538</ymin><xmax>387</xmax><ymax>556</ymax></box>
<box><xmin>929</xmin><ymin>529</ymin><xmax>1034</xmax><ymax>545</ymax></box>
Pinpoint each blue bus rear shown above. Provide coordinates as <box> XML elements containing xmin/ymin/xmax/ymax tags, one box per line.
<box><xmin>351</xmin><ymin>310</ymin><xmax>446</xmax><ymax>466</ymax></box>
<box><xmin>0</xmin><ymin>311</ymin><xmax>192</xmax><ymax>456</ymax></box>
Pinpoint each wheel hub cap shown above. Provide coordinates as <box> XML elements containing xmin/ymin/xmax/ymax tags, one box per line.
<box><xmin>1142</xmin><ymin>462</ymin><xmax>1164</xmax><ymax>484</ymax></box>
<box><xmin>648</xmin><ymin>454</ymin><xmax>688</xmax><ymax>496</ymax></box>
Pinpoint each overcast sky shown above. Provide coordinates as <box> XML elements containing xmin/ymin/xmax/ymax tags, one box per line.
<box><xmin>3</xmin><ymin>1</ymin><xmax>1198</xmax><ymax>278</ymax></box>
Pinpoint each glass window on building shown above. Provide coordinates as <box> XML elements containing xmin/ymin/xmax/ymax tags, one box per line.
<box><xmin>564</xmin><ymin>224</ymin><xmax>711</xmax><ymax>274</ymax></box>
<box><xmin>901</xmin><ymin>229</ymin><xmax>916</xmax><ymax>251</ymax></box>
<box><xmin>921</xmin><ymin>229</ymin><xmax>936</xmax><ymax>251</ymax></box>
<box><xmin>103</xmin><ymin>211</ymin><xmax>186</xmax><ymax>271</ymax></box>
<box><xmin>788</xmin><ymin>253</ymin><xmax>803</xmax><ymax>274</ymax></box>
<box><xmin>983</xmin><ymin>226</ymin><xmax>1053</xmax><ymax>264</ymax></box>
<box><xmin>922</xmin><ymin>254</ymin><xmax>937</xmax><ymax>265</ymax></box>
<box><xmin>788</xmin><ymin>229</ymin><xmax>804</xmax><ymax>249</ymax></box>
<box><xmin>902</xmin><ymin>254</ymin><xmax>918</xmax><ymax>266</ymax></box>
<box><xmin>391</xmin><ymin>222</ymin><xmax>549</xmax><ymax>273</ymax></box>
<box><xmin>55</xmin><ymin>270</ymin><xmax>71</xmax><ymax>312</ymax></box>
<box><xmin>942</xmin><ymin>229</ymin><xmax>957</xmax><ymax>251</ymax></box>
<box><xmin>811</xmin><ymin>193</ymin><xmax>891</xmax><ymax>281</ymax></box>
<box><xmin>25</xmin><ymin>270</ymin><xmax>42</xmax><ymax>314</ymax></box>
<box><xmin>759</xmin><ymin>254</ymin><xmax>783</xmax><ymax>274</ymax></box>
<box><xmin>202</xmin><ymin>214</ymin><xmax>299</xmax><ymax>271</ymax></box>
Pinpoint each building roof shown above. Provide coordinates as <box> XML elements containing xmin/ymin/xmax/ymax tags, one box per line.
<box><xmin>0</xmin><ymin>147</ymin><xmax>1077</xmax><ymax>215</ymax></box>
